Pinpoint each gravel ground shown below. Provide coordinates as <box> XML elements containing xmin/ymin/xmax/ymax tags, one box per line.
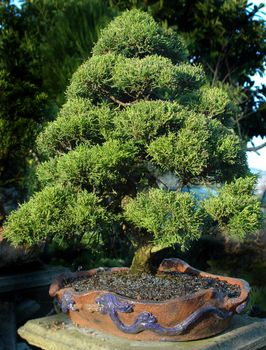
<box><xmin>63</xmin><ymin>270</ymin><xmax>241</xmax><ymax>302</ymax></box>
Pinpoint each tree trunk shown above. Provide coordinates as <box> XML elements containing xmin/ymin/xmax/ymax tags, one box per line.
<box><xmin>130</xmin><ymin>243</ymin><xmax>164</xmax><ymax>274</ymax></box>
<box><xmin>130</xmin><ymin>244</ymin><xmax>153</xmax><ymax>274</ymax></box>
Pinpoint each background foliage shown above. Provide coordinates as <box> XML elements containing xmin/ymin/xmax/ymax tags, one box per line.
<box><xmin>0</xmin><ymin>0</ymin><xmax>47</xmax><ymax>190</ymax></box>
<box><xmin>0</xmin><ymin>0</ymin><xmax>114</xmax><ymax>205</ymax></box>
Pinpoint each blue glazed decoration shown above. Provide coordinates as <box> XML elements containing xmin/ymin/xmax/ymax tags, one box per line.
<box><xmin>96</xmin><ymin>293</ymin><xmax>233</xmax><ymax>335</ymax></box>
<box><xmin>236</xmin><ymin>300</ymin><xmax>248</xmax><ymax>314</ymax></box>
<box><xmin>59</xmin><ymin>291</ymin><xmax>77</xmax><ymax>313</ymax></box>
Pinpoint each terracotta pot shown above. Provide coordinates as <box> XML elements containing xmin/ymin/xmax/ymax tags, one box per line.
<box><xmin>49</xmin><ymin>258</ymin><xmax>250</xmax><ymax>341</ymax></box>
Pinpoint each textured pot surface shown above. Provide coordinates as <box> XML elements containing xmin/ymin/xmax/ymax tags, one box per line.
<box><xmin>49</xmin><ymin>258</ymin><xmax>250</xmax><ymax>341</ymax></box>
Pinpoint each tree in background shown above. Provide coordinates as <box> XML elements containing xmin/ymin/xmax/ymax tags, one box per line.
<box><xmin>4</xmin><ymin>10</ymin><xmax>262</xmax><ymax>273</ymax></box>
<box><xmin>0</xmin><ymin>0</ymin><xmax>47</xmax><ymax>190</ymax></box>
<box><xmin>107</xmin><ymin>0</ymin><xmax>266</xmax><ymax>139</ymax></box>
<box><xmin>0</xmin><ymin>0</ymin><xmax>114</xmax><ymax>206</ymax></box>
<box><xmin>32</xmin><ymin>0</ymin><xmax>115</xmax><ymax>109</ymax></box>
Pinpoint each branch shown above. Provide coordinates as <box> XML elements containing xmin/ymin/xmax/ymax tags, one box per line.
<box><xmin>246</xmin><ymin>141</ymin><xmax>266</xmax><ymax>152</ymax></box>
<box><xmin>108</xmin><ymin>94</ymin><xmax>133</xmax><ymax>107</ymax></box>
<box><xmin>221</xmin><ymin>64</ymin><xmax>239</xmax><ymax>84</ymax></box>
<box><xmin>234</xmin><ymin>114</ymin><xmax>243</xmax><ymax>139</ymax></box>
<box><xmin>205</xmin><ymin>62</ymin><xmax>215</xmax><ymax>75</ymax></box>
<box><xmin>211</xmin><ymin>55</ymin><xmax>223</xmax><ymax>86</ymax></box>
<box><xmin>101</xmin><ymin>88</ymin><xmax>133</xmax><ymax>107</ymax></box>
<box><xmin>155</xmin><ymin>176</ymin><xmax>169</xmax><ymax>190</ymax></box>
<box><xmin>224</xmin><ymin>56</ymin><xmax>233</xmax><ymax>84</ymax></box>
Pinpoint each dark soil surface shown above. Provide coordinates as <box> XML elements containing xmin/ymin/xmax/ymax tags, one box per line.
<box><xmin>63</xmin><ymin>270</ymin><xmax>241</xmax><ymax>302</ymax></box>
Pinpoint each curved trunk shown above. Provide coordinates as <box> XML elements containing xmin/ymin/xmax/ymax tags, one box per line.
<box><xmin>130</xmin><ymin>244</ymin><xmax>162</xmax><ymax>274</ymax></box>
<box><xmin>130</xmin><ymin>244</ymin><xmax>153</xmax><ymax>274</ymax></box>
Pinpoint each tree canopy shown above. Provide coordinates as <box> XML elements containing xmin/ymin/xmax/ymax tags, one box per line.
<box><xmin>107</xmin><ymin>0</ymin><xmax>266</xmax><ymax>139</ymax></box>
<box><xmin>4</xmin><ymin>10</ymin><xmax>263</xmax><ymax>273</ymax></box>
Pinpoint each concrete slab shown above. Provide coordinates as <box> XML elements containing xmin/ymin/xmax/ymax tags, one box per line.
<box><xmin>18</xmin><ymin>313</ymin><xmax>266</xmax><ymax>350</ymax></box>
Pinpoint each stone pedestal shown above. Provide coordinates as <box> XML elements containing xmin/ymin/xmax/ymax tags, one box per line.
<box><xmin>18</xmin><ymin>313</ymin><xmax>266</xmax><ymax>350</ymax></box>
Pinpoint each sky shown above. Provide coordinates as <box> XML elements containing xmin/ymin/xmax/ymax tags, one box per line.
<box><xmin>247</xmin><ymin>137</ymin><xmax>266</xmax><ymax>171</ymax></box>
<box><xmin>246</xmin><ymin>0</ymin><xmax>266</xmax><ymax>171</ymax></box>
<box><xmin>11</xmin><ymin>0</ymin><xmax>266</xmax><ymax>170</ymax></box>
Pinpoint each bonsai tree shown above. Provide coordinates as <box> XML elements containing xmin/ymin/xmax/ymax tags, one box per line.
<box><xmin>4</xmin><ymin>10</ymin><xmax>262</xmax><ymax>274</ymax></box>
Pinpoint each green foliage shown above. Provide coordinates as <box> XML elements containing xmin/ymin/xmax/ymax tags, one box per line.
<box><xmin>113</xmin><ymin>100</ymin><xmax>185</xmax><ymax>147</ymax></box>
<box><xmin>37</xmin><ymin>140</ymin><xmax>137</xmax><ymax>193</ymax></box>
<box><xmin>93</xmin><ymin>9</ymin><xmax>186</xmax><ymax>63</ymax></box>
<box><xmin>148</xmin><ymin>114</ymin><xmax>247</xmax><ymax>183</ymax></box>
<box><xmin>195</xmin><ymin>85</ymin><xmax>238</xmax><ymax>126</ymax></box>
<box><xmin>204</xmin><ymin>177</ymin><xmax>263</xmax><ymax>239</ymax></box>
<box><xmin>125</xmin><ymin>189</ymin><xmax>203</xmax><ymax>251</ymax></box>
<box><xmin>4</xmin><ymin>9</ymin><xmax>262</xmax><ymax>271</ymax></box>
<box><xmin>108</xmin><ymin>0</ymin><xmax>266</xmax><ymax>138</ymax></box>
<box><xmin>36</xmin><ymin>99</ymin><xmax>113</xmax><ymax>158</ymax></box>
<box><xmin>148</xmin><ymin>115</ymin><xmax>209</xmax><ymax>182</ymax></box>
<box><xmin>3</xmin><ymin>184</ymin><xmax>106</xmax><ymax>247</ymax></box>
<box><xmin>113</xmin><ymin>55</ymin><xmax>175</xmax><ymax>99</ymax></box>
<box><xmin>66</xmin><ymin>54</ymin><xmax>116</xmax><ymax>102</ymax></box>
<box><xmin>67</xmin><ymin>54</ymin><xmax>205</xmax><ymax>104</ymax></box>
<box><xmin>206</xmin><ymin>119</ymin><xmax>248</xmax><ymax>180</ymax></box>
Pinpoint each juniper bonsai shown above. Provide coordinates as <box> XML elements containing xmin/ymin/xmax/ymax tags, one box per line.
<box><xmin>4</xmin><ymin>10</ymin><xmax>263</xmax><ymax>274</ymax></box>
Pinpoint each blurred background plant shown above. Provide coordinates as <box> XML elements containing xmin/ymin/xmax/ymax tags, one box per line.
<box><xmin>245</xmin><ymin>286</ymin><xmax>266</xmax><ymax>315</ymax></box>
<box><xmin>0</xmin><ymin>0</ymin><xmax>48</xmax><ymax>199</ymax></box>
<box><xmin>0</xmin><ymin>0</ymin><xmax>115</xmax><ymax>211</ymax></box>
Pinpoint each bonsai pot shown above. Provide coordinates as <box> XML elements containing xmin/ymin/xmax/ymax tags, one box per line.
<box><xmin>49</xmin><ymin>258</ymin><xmax>250</xmax><ymax>341</ymax></box>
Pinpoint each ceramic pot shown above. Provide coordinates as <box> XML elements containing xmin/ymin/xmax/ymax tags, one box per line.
<box><xmin>49</xmin><ymin>258</ymin><xmax>250</xmax><ymax>341</ymax></box>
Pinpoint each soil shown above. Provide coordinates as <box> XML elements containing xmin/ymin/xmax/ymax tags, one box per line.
<box><xmin>63</xmin><ymin>270</ymin><xmax>241</xmax><ymax>302</ymax></box>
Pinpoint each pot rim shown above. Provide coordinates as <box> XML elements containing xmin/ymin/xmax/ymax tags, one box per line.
<box><xmin>49</xmin><ymin>258</ymin><xmax>250</xmax><ymax>311</ymax></box>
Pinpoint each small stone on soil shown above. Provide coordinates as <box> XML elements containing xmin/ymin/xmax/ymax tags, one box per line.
<box><xmin>63</xmin><ymin>270</ymin><xmax>241</xmax><ymax>302</ymax></box>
